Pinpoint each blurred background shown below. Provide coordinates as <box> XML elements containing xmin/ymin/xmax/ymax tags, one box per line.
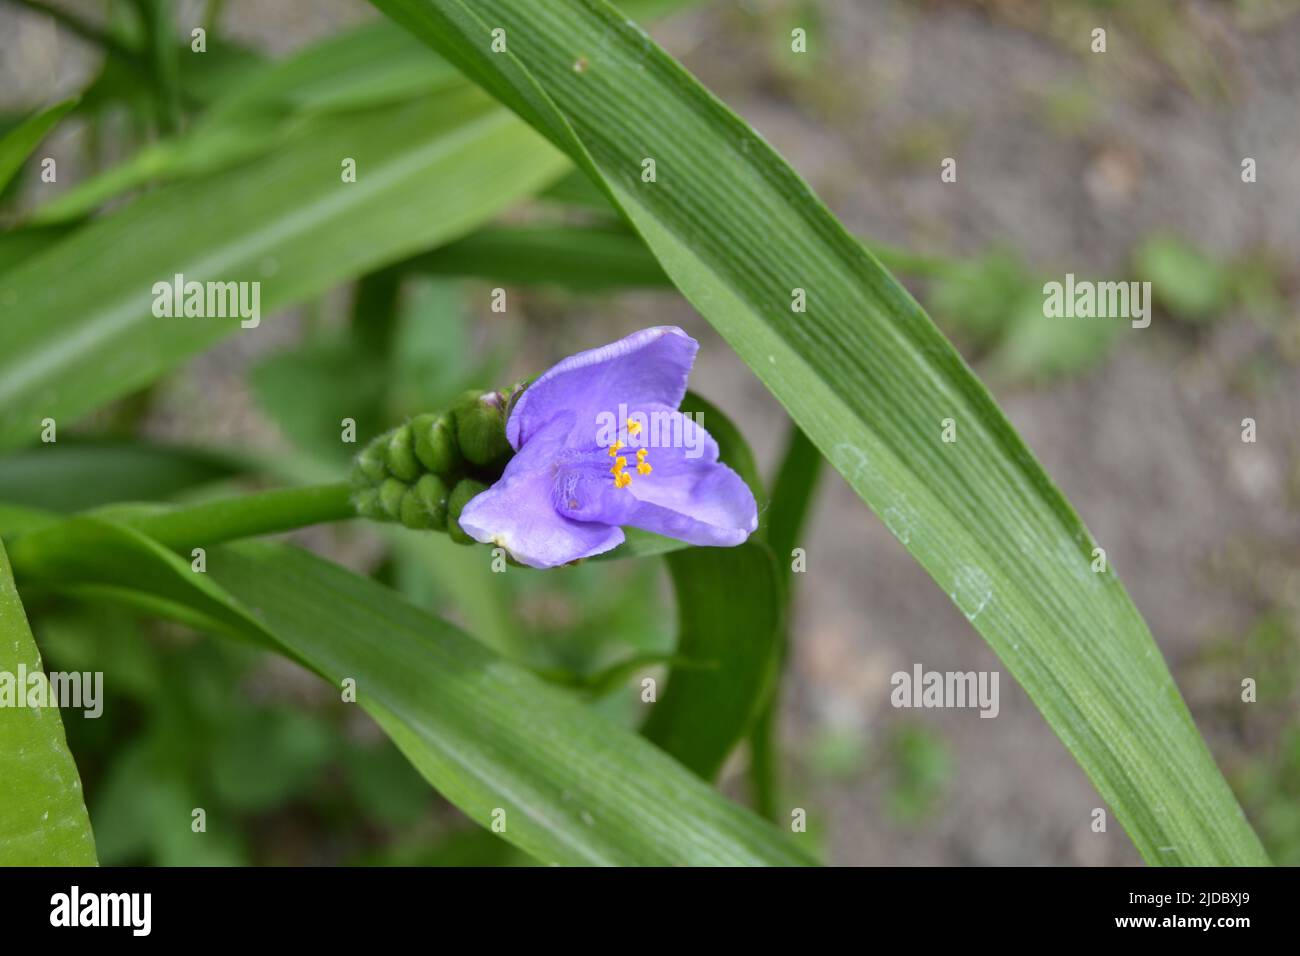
<box><xmin>1</xmin><ymin>0</ymin><xmax>1298</xmax><ymax>865</ymax></box>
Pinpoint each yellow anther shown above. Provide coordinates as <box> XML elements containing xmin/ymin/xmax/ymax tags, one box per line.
<box><xmin>627</xmin><ymin>419</ymin><xmax>642</xmax><ymax>436</ymax></box>
<box><xmin>610</xmin><ymin>456</ymin><xmax>627</xmax><ymax>475</ymax></box>
<box><xmin>636</xmin><ymin>461</ymin><xmax>652</xmax><ymax>475</ymax></box>
<box><xmin>607</xmin><ymin>440</ymin><xmax>624</xmax><ymax>457</ymax></box>
<box><xmin>636</xmin><ymin>448</ymin><xmax>648</xmax><ymax>462</ymax></box>
<box><xmin>613</xmin><ymin>471</ymin><xmax>632</xmax><ymax>489</ymax></box>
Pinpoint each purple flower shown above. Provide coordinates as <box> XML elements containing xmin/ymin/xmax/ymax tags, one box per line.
<box><xmin>458</xmin><ymin>326</ymin><xmax>758</xmax><ymax>568</ymax></box>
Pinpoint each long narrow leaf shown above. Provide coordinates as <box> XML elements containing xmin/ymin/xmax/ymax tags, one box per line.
<box><xmin>0</xmin><ymin>442</ymin><xmax>246</xmax><ymax>512</ymax></box>
<box><xmin>644</xmin><ymin>542</ymin><xmax>783</xmax><ymax>780</ymax></box>
<box><xmin>0</xmin><ymin>97</ymin><xmax>78</xmax><ymax>194</ymax></box>
<box><xmin>5</xmin><ymin>519</ymin><xmax>813</xmax><ymax>866</ymax></box>
<box><xmin>640</xmin><ymin>393</ymin><xmax>780</xmax><ymax>779</ymax></box>
<box><xmin>0</xmin><ymin>538</ymin><xmax>97</xmax><ymax>865</ymax></box>
<box><xmin>749</xmin><ymin>426</ymin><xmax>822</xmax><ymax>818</ymax></box>
<box><xmin>0</xmin><ymin>89</ymin><xmax>568</xmax><ymax>452</ymax></box>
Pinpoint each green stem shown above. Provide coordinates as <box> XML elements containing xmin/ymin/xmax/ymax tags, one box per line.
<box><xmin>203</xmin><ymin>0</ymin><xmax>226</xmax><ymax>35</ymax></box>
<box><xmin>747</xmin><ymin>426</ymin><xmax>823</xmax><ymax>821</ymax></box>
<box><xmin>103</xmin><ymin>482</ymin><xmax>356</xmax><ymax>550</ymax></box>
<box><xmin>748</xmin><ymin>705</ymin><xmax>780</xmax><ymax>822</ymax></box>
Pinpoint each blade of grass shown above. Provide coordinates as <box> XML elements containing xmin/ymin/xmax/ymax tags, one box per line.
<box><xmin>413</xmin><ymin>223</ymin><xmax>670</xmax><ymax>290</ymax></box>
<box><xmin>0</xmin><ymin>88</ymin><xmax>569</xmax><ymax>452</ymax></box>
<box><xmin>413</xmin><ymin>220</ymin><xmax>961</xmax><ymax>292</ymax></box>
<box><xmin>0</xmin><ymin>224</ymin><xmax>78</xmax><ymax>273</ymax></box>
<box><xmin>0</xmin><ymin>97</ymin><xmax>78</xmax><ymax>194</ymax></box>
<box><xmin>0</xmin><ymin>441</ymin><xmax>247</xmax><ymax>512</ymax></box>
<box><xmin>131</xmin><ymin>0</ymin><xmax>181</xmax><ymax>132</ymax></box>
<box><xmin>5</xmin><ymin>518</ymin><xmax>814</xmax><ymax>866</ymax></box>
<box><xmin>26</xmin><ymin>6</ymin><xmax>697</xmax><ymax>226</ymax></box>
<box><xmin>749</xmin><ymin>426</ymin><xmax>822</xmax><ymax>819</ymax></box>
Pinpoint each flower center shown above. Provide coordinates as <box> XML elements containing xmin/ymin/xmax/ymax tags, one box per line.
<box><xmin>605</xmin><ymin>419</ymin><xmax>651</xmax><ymax>488</ymax></box>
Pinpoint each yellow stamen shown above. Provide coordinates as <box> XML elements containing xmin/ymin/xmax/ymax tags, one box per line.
<box><xmin>607</xmin><ymin>411</ymin><xmax>650</xmax><ymax>488</ymax></box>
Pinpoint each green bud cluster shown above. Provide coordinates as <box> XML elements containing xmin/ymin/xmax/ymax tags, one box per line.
<box><xmin>350</xmin><ymin>388</ymin><xmax>516</xmax><ymax>541</ymax></box>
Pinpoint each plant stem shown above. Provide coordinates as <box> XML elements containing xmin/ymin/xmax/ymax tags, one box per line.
<box><xmin>106</xmin><ymin>482</ymin><xmax>356</xmax><ymax>550</ymax></box>
<box><xmin>203</xmin><ymin>0</ymin><xmax>226</xmax><ymax>35</ymax></box>
<box><xmin>747</xmin><ymin>426</ymin><xmax>823</xmax><ymax>821</ymax></box>
<box><xmin>748</xmin><ymin>705</ymin><xmax>780</xmax><ymax>822</ymax></box>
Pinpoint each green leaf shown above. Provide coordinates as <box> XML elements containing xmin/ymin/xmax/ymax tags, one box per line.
<box><xmin>214</xmin><ymin>543</ymin><xmax>806</xmax><ymax>864</ymax></box>
<box><xmin>0</xmin><ymin>537</ymin><xmax>97</xmax><ymax>865</ymax></box>
<box><xmin>25</xmin><ymin>4</ymin><xmax>694</xmax><ymax>226</ymax></box>
<box><xmin>0</xmin><ymin>87</ymin><xmax>569</xmax><ymax>453</ymax></box>
<box><xmin>388</xmin><ymin>529</ymin><xmax>525</xmax><ymax>658</ymax></box>
<box><xmin>413</xmin><ymin>224</ymin><xmax>669</xmax><ymax>290</ymax></box>
<box><xmin>0</xmin><ymin>97</ymin><xmax>78</xmax><ymax>194</ymax></box>
<box><xmin>6</xmin><ymin>520</ymin><xmax>812</xmax><ymax>866</ymax></box>
<box><xmin>635</xmin><ymin>392</ymin><xmax>781</xmax><ymax>778</ymax></box>
<box><xmin>642</xmin><ymin>542</ymin><xmax>782</xmax><ymax>779</ymax></box>
<box><xmin>766</xmin><ymin>427</ymin><xmax>823</xmax><ymax>574</ymax></box>
<box><xmin>749</xmin><ymin>425</ymin><xmax>822</xmax><ymax>817</ymax></box>
<box><xmin>132</xmin><ymin>0</ymin><xmax>182</xmax><ymax>131</ymax></box>
<box><xmin>26</xmin><ymin>117</ymin><xmax>284</xmax><ymax>227</ymax></box>
<box><xmin>28</xmin><ymin>22</ymin><xmax>464</xmax><ymax>225</ymax></box>
<box><xmin>0</xmin><ymin>441</ymin><xmax>246</xmax><ymax>512</ymax></box>
<box><xmin>1134</xmin><ymin>234</ymin><xmax>1234</xmax><ymax>323</ymax></box>
<box><xmin>218</xmin><ymin>19</ymin><xmax>461</xmax><ymax>116</ymax></box>
<box><xmin>370</xmin><ymin>0</ymin><xmax>1267</xmax><ymax>864</ymax></box>
<box><xmin>413</xmin><ymin>217</ymin><xmax>961</xmax><ymax>295</ymax></box>
<box><xmin>0</xmin><ymin>223</ymin><xmax>78</xmax><ymax>274</ymax></box>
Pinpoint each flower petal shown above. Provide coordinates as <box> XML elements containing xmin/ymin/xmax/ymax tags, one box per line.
<box><xmin>458</xmin><ymin>415</ymin><xmax>624</xmax><ymax>568</ymax></box>
<box><xmin>553</xmin><ymin>412</ymin><xmax>757</xmax><ymax>548</ymax></box>
<box><xmin>506</xmin><ymin>326</ymin><xmax>698</xmax><ymax>450</ymax></box>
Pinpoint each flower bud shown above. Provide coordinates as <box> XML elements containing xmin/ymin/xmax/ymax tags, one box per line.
<box><xmin>447</xmin><ymin>477</ymin><xmax>488</xmax><ymax>544</ymax></box>
<box><xmin>378</xmin><ymin>477</ymin><xmax>408</xmax><ymax>519</ymax></box>
<box><xmin>356</xmin><ymin>443</ymin><xmax>387</xmax><ymax>483</ymax></box>
<box><xmin>413</xmin><ymin>473</ymin><xmax>449</xmax><ymax>530</ymax></box>
<box><xmin>411</xmin><ymin>412</ymin><xmax>461</xmax><ymax>477</ymax></box>
<box><xmin>453</xmin><ymin>391</ymin><xmax>511</xmax><ymax>467</ymax></box>
<box><xmin>398</xmin><ymin>490</ymin><xmax>424</xmax><ymax>529</ymax></box>
<box><xmin>351</xmin><ymin>487</ymin><xmax>383</xmax><ymax>520</ymax></box>
<box><xmin>385</xmin><ymin>424</ymin><xmax>421</xmax><ymax>482</ymax></box>
<box><xmin>349</xmin><ymin>387</ymin><xmax>516</xmax><ymax>546</ymax></box>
